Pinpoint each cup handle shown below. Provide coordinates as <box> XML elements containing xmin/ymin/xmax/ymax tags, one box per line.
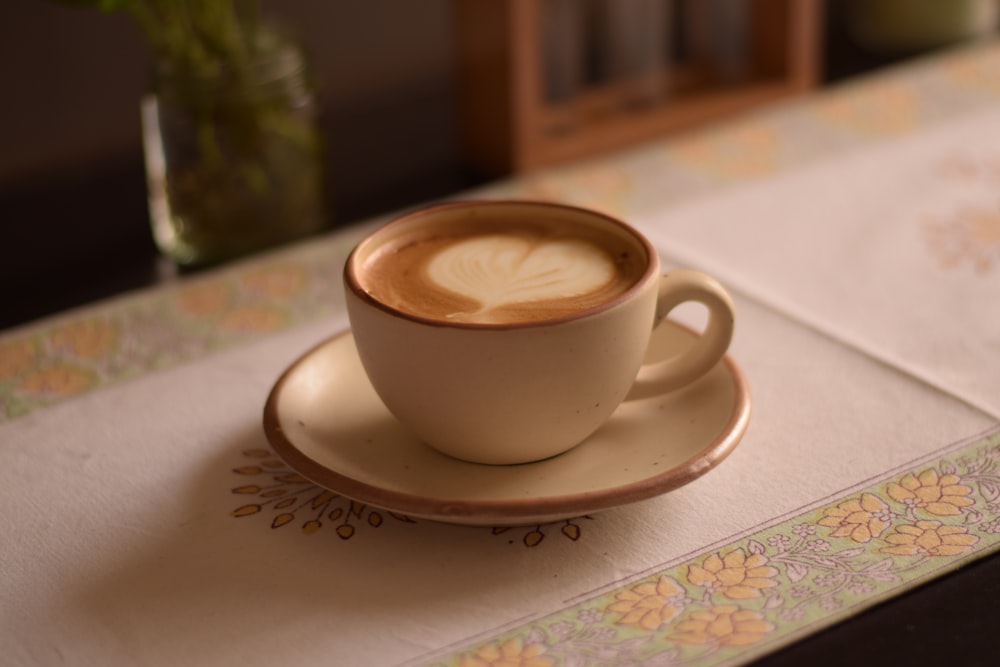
<box><xmin>625</xmin><ymin>269</ymin><xmax>735</xmax><ymax>401</ymax></box>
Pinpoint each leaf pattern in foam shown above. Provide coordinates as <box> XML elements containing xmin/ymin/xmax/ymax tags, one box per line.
<box><xmin>426</xmin><ymin>235</ymin><xmax>614</xmax><ymax>314</ymax></box>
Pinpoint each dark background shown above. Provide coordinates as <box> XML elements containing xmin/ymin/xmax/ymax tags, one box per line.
<box><xmin>0</xmin><ymin>1</ymin><xmax>939</xmax><ymax>330</ymax></box>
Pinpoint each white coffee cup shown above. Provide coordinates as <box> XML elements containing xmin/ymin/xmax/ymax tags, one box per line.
<box><xmin>344</xmin><ymin>200</ymin><xmax>735</xmax><ymax>465</ymax></box>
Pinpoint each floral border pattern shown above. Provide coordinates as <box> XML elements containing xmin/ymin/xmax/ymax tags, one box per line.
<box><xmin>420</xmin><ymin>427</ymin><xmax>1000</xmax><ymax>667</ymax></box>
<box><xmin>0</xmin><ymin>245</ymin><xmax>352</xmax><ymax>421</ymax></box>
<box><xmin>229</xmin><ymin>447</ymin><xmax>591</xmax><ymax>546</ymax></box>
<box><xmin>924</xmin><ymin>152</ymin><xmax>1000</xmax><ymax>275</ymax></box>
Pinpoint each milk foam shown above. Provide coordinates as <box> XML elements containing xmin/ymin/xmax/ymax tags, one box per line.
<box><xmin>426</xmin><ymin>235</ymin><xmax>615</xmax><ymax>318</ymax></box>
<box><xmin>360</xmin><ymin>219</ymin><xmax>644</xmax><ymax>325</ymax></box>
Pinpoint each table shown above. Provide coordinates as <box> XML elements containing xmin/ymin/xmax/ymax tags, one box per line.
<box><xmin>2</xmin><ymin>40</ymin><xmax>999</xmax><ymax>667</ymax></box>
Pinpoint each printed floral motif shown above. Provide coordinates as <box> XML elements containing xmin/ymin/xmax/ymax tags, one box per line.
<box><xmin>608</xmin><ymin>576</ymin><xmax>689</xmax><ymax>630</ymax></box>
<box><xmin>230</xmin><ymin>448</ymin><xmax>414</xmax><ymax>538</ymax></box>
<box><xmin>811</xmin><ymin>83</ymin><xmax>920</xmax><ymax>136</ymax></box>
<box><xmin>881</xmin><ymin>521</ymin><xmax>979</xmax><ymax>557</ymax></box>
<box><xmin>513</xmin><ymin>165</ymin><xmax>632</xmax><ymax>219</ymax></box>
<box><xmin>240</xmin><ymin>264</ymin><xmax>308</xmax><ymax>299</ymax></box>
<box><xmin>0</xmin><ymin>338</ymin><xmax>36</xmax><ymax>380</ymax></box>
<box><xmin>925</xmin><ymin>204</ymin><xmax>1000</xmax><ymax>274</ymax></box>
<box><xmin>424</xmin><ymin>430</ymin><xmax>1000</xmax><ymax>667</ymax></box>
<box><xmin>0</xmin><ymin>241</ymin><xmax>352</xmax><ymax>421</ymax></box>
<box><xmin>687</xmin><ymin>549</ymin><xmax>779</xmax><ymax>600</ymax></box>
<box><xmin>218</xmin><ymin>305</ymin><xmax>289</xmax><ymax>333</ymax></box>
<box><xmin>924</xmin><ymin>153</ymin><xmax>1000</xmax><ymax>275</ymax></box>
<box><xmin>491</xmin><ymin>519</ymin><xmax>590</xmax><ymax>547</ymax></box>
<box><xmin>943</xmin><ymin>49</ymin><xmax>1000</xmax><ymax>94</ymax></box>
<box><xmin>671</xmin><ymin>605</ymin><xmax>775</xmax><ymax>647</ymax></box>
<box><xmin>666</xmin><ymin>123</ymin><xmax>781</xmax><ymax>179</ymax></box>
<box><xmin>17</xmin><ymin>364</ymin><xmax>95</xmax><ymax>396</ymax></box>
<box><xmin>231</xmin><ymin>449</ymin><xmax>591</xmax><ymax>546</ymax></box>
<box><xmin>172</xmin><ymin>281</ymin><xmax>233</xmax><ymax>317</ymax></box>
<box><xmin>456</xmin><ymin>638</ymin><xmax>553</xmax><ymax>667</ymax></box>
<box><xmin>48</xmin><ymin>318</ymin><xmax>118</xmax><ymax>360</ymax></box>
<box><xmin>886</xmin><ymin>468</ymin><xmax>975</xmax><ymax>516</ymax></box>
<box><xmin>817</xmin><ymin>493</ymin><xmax>894</xmax><ymax>543</ymax></box>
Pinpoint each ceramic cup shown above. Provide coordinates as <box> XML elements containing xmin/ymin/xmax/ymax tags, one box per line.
<box><xmin>344</xmin><ymin>200</ymin><xmax>735</xmax><ymax>465</ymax></box>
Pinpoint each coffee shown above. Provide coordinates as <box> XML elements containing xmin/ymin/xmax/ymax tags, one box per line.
<box><xmin>357</xmin><ymin>218</ymin><xmax>646</xmax><ymax>324</ymax></box>
<box><xmin>345</xmin><ymin>200</ymin><xmax>736</xmax><ymax>464</ymax></box>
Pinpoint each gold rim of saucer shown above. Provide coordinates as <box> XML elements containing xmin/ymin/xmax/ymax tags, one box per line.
<box><xmin>262</xmin><ymin>324</ymin><xmax>751</xmax><ymax>526</ymax></box>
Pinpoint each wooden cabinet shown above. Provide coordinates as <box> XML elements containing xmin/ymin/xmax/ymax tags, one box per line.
<box><xmin>454</xmin><ymin>0</ymin><xmax>823</xmax><ymax>176</ymax></box>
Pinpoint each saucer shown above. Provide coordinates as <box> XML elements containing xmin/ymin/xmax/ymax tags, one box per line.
<box><xmin>262</xmin><ymin>321</ymin><xmax>751</xmax><ymax>526</ymax></box>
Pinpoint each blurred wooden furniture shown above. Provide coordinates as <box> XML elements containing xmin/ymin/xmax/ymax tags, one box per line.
<box><xmin>454</xmin><ymin>0</ymin><xmax>823</xmax><ymax>175</ymax></box>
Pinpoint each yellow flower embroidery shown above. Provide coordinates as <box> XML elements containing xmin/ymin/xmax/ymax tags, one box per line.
<box><xmin>456</xmin><ymin>638</ymin><xmax>553</xmax><ymax>667</ymax></box>
<box><xmin>0</xmin><ymin>338</ymin><xmax>36</xmax><ymax>380</ymax></box>
<box><xmin>18</xmin><ymin>364</ymin><xmax>95</xmax><ymax>396</ymax></box>
<box><xmin>173</xmin><ymin>281</ymin><xmax>232</xmax><ymax>317</ymax></box>
<box><xmin>606</xmin><ymin>575</ymin><xmax>688</xmax><ymax>630</ymax></box>
<box><xmin>218</xmin><ymin>305</ymin><xmax>288</xmax><ymax>333</ymax></box>
<box><xmin>817</xmin><ymin>493</ymin><xmax>893</xmax><ymax>543</ymax></box>
<box><xmin>687</xmin><ymin>549</ymin><xmax>779</xmax><ymax>600</ymax></box>
<box><xmin>519</xmin><ymin>165</ymin><xmax>630</xmax><ymax>216</ymax></box>
<box><xmin>241</xmin><ymin>264</ymin><xmax>308</xmax><ymax>299</ymax></box>
<box><xmin>813</xmin><ymin>83</ymin><xmax>918</xmax><ymax>136</ymax></box>
<box><xmin>672</xmin><ymin>605</ymin><xmax>775</xmax><ymax>647</ymax></box>
<box><xmin>668</xmin><ymin>124</ymin><xmax>779</xmax><ymax>179</ymax></box>
<box><xmin>49</xmin><ymin>319</ymin><xmax>117</xmax><ymax>360</ymax></box>
<box><xmin>925</xmin><ymin>206</ymin><xmax>1000</xmax><ymax>275</ymax></box>
<box><xmin>944</xmin><ymin>55</ymin><xmax>1000</xmax><ymax>95</ymax></box>
<box><xmin>886</xmin><ymin>469</ymin><xmax>975</xmax><ymax>516</ymax></box>
<box><xmin>881</xmin><ymin>520</ymin><xmax>979</xmax><ymax>557</ymax></box>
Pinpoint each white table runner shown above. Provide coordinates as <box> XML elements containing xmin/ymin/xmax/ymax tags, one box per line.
<box><xmin>637</xmin><ymin>107</ymin><xmax>1000</xmax><ymax>419</ymax></box>
<box><xmin>2</xmin><ymin>294</ymin><xmax>994</xmax><ymax>666</ymax></box>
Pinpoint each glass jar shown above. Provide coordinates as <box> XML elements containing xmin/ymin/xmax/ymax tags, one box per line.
<box><xmin>141</xmin><ymin>27</ymin><xmax>327</xmax><ymax>267</ymax></box>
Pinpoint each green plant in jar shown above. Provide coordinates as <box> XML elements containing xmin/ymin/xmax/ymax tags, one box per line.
<box><xmin>53</xmin><ymin>0</ymin><xmax>328</xmax><ymax>267</ymax></box>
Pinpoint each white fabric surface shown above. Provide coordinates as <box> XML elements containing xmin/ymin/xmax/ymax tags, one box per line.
<box><xmin>0</xmin><ymin>293</ymin><xmax>991</xmax><ymax>666</ymax></box>
<box><xmin>637</xmin><ymin>107</ymin><xmax>1000</xmax><ymax>418</ymax></box>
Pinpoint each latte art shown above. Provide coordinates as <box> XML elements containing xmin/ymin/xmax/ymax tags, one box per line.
<box><xmin>359</xmin><ymin>219</ymin><xmax>646</xmax><ymax>325</ymax></box>
<box><xmin>426</xmin><ymin>235</ymin><xmax>616</xmax><ymax>319</ymax></box>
